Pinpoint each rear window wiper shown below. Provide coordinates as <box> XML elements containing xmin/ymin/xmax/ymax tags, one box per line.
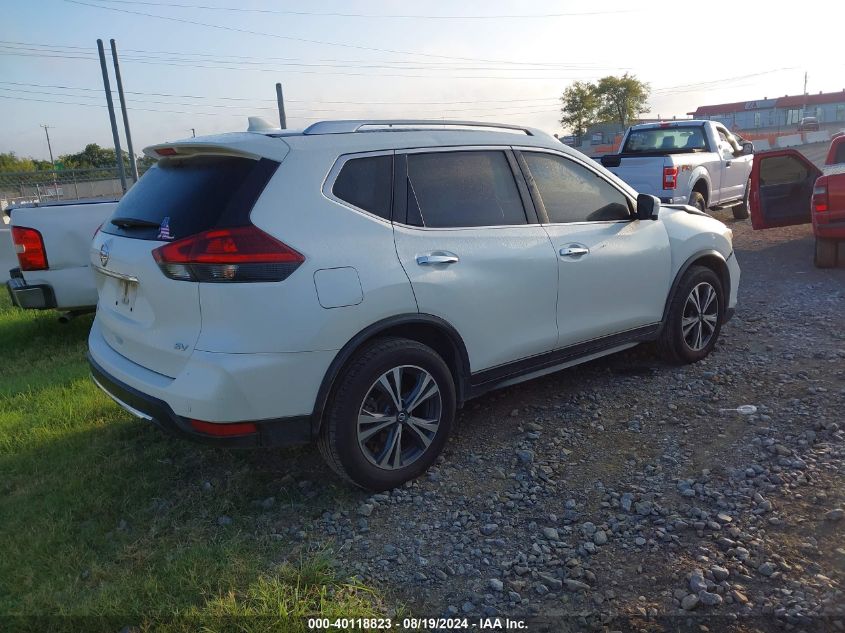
<box><xmin>110</xmin><ymin>217</ymin><xmax>161</xmax><ymax>229</ymax></box>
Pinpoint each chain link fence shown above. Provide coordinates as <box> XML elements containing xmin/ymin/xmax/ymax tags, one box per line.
<box><xmin>0</xmin><ymin>167</ymin><xmax>148</xmax><ymax>210</ymax></box>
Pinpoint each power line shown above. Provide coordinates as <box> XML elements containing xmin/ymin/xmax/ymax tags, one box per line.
<box><xmin>0</xmin><ymin>91</ymin><xmax>560</xmax><ymax>121</ymax></box>
<box><xmin>86</xmin><ymin>0</ymin><xmax>634</xmax><ymax>20</ymax></box>
<box><xmin>0</xmin><ymin>39</ymin><xmax>622</xmax><ymax>70</ymax></box>
<box><xmin>63</xmin><ymin>0</ymin><xmax>608</xmax><ymax>67</ymax></box>
<box><xmin>0</xmin><ymin>50</ymin><xmax>588</xmax><ymax>81</ymax></box>
<box><xmin>0</xmin><ymin>80</ymin><xmax>561</xmax><ymax>105</ymax></box>
<box><xmin>0</xmin><ymin>87</ymin><xmax>559</xmax><ymax>116</ymax></box>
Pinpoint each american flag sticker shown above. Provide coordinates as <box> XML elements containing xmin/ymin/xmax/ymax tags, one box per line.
<box><xmin>157</xmin><ymin>216</ymin><xmax>173</xmax><ymax>241</ymax></box>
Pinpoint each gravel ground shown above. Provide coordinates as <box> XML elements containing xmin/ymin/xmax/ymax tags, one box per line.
<box><xmin>259</xmin><ymin>213</ymin><xmax>845</xmax><ymax>632</ymax></box>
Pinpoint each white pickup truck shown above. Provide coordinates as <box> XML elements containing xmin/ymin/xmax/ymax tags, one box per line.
<box><xmin>5</xmin><ymin>200</ymin><xmax>117</xmax><ymax>319</ymax></box>
<box><xmin>600</xmin><ymin>120</ymin><xmax>754</xmax><ymax>220</ymax></box>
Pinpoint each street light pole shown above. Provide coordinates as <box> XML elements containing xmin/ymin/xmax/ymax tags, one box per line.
<box><xmin>97</xmin><ymin>38</ymin><xmax>128</xmax><ymax>193</ymax></box>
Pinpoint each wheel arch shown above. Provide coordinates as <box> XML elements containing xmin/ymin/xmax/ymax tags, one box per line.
<box><xmin>690</xmin><ymin>174</ymin><xmax>710</xmax><ymax>206</ymax></box>
<box><xmin>311</xmin><ymin>314</ymin><xmax>471</xmax><ymax>434</ymax></box>
<box><xmin>660</xmin><ymin>250</ymin><xmax>730</xmax><ymax>328</ymax></box>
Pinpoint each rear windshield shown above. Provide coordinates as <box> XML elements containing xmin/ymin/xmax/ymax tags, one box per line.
<box><xmin>621</xmin><ymin>126</ymin><xmax>710</xmax><ymax>154</ymax></box>
<box><xmin>102</xmin><ymin>156</ymin><xmax>279</xmax><ymax>241</ymax></box>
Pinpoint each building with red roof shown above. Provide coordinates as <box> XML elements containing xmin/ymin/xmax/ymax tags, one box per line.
<box><xmin>688</xmin><ymin>90</ymin><xmax>845</xmax><ymax>132</ymax></box>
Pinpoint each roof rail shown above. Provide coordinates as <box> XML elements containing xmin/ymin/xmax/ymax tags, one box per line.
<box><xmin>302</xmin><ymin>119</ymin><xmax>539</xmax><ymax>136</ymax></box>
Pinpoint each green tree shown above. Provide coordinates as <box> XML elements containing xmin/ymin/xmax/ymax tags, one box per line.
<box><xmin>59</xmin><ymin>143</ymin><xmax>130</xmax><ymax>169</ymax></box>
<box><xmin>595</xmin><ymin>73</ymin><xmax>650</xmax><ymax>128</ymax></box>
<box><xmin>0</xmin><ymin>152</ymin><xmax>36</xmax><ymax>173</ymax></box>
<box><xmin>559</xmin><ymin>81</ymin><xmax>600</xmax><ymax>143</ymax></box>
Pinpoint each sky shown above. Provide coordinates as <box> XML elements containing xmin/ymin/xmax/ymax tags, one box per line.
<box><xmin>2</xmin><ymin>0</ymin><xmax>844</xmax><ymax>161</ymax></box>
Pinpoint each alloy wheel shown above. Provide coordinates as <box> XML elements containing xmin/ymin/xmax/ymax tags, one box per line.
<box><xmin>357</xmin><ymin>365</ymin><xmax>442</xmax><ymax>470</ymax></box>
<box><xmin>682</xmin><ymin>282</ymin><xmax>719</xmax><ymax>351</ymax></box>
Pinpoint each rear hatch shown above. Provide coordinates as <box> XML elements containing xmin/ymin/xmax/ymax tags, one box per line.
<box><xmin>92</xmin><ymin>153</ymin><xmax>280</xmax><ymax>377</ymax></box>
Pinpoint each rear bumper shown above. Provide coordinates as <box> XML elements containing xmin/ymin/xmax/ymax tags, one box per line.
<box><xmin>6</xmin><ymin>268</ymin><xmax>56</xmax><ymax>310</ymax></box>
<box><xmin>660</xmin><ymin>195</ymin><xmax>689</xmax><ymax>205</ymax></box>
<box><xmin>89</xmin><ymin>353</ymin><xmax>313</xmax><ymax>447</ymax></box>
<box><xmin>814</xmin><ymin>219</ymin><xmax>845</xmax><ymax>240</ymax></box>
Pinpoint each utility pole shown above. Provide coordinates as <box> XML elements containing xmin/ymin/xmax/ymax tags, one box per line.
<box><xmin>40</xmin><ymin>124</ymin><xmax>55</xmax><ymax>167</ymax></box>
<box><xmin>110</xmin><ymin>39</ymin><xmax>139</xmax><ymax>183</ymax></box>
<box><xmin>276</xmin><ymin>82</ymin><xmax>287</xmax><ymax>129</ymax></box>
<box><xmin>97</xmin><ymin>38</ymin><xmax>127</xmax><ymax>193</ymax></box>
<box><xmin>41</xmin><ymin>124</ymin><xmax>58</xmax><ymax>199</ymax></box>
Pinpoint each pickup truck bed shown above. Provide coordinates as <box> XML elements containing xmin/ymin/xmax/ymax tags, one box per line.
<box><xmin>6</xmin><ymin>199</ymin><xmax>118</xmax><ymax>311</ymax></box>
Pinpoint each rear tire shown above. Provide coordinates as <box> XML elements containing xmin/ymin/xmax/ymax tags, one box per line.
<box><xmin>318</xmin><ymin>337</ymin><xmax>455</xmax><ymax>491</ymax></box>
<box><xmin>732</xmin><ymin>178</ymin><xmax>751</xmax><ymax>220</ymax></box>
<box><xmin>814</xmin><ymin>238</ymin><xmax>838</xmax><ymax>268</ymax></box>
<box><xmin>689</xmin><ymin>191</ymin><xmax>707</xmax><ymax>213</ymax></box>
<box><xmin>659</xmin><ymin>265</ymin><xmax>724</xmax><ymax>364</ymax></box>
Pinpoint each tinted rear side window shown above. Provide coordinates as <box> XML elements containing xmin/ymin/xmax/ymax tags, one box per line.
<box><xmin>833</xmin><ymin>142</ymin><xmax>845</xmax><ymax>165</ymax></box>
<box><xmin>406</xmin><ymin>151</ymin><xmax>526</xmax><ymax>228</ymax></box>
<box><xmin>102</xmin><ymin>156</ymin><xmax>278</xmax><ymax>241</ymax></box>
<box><xmin>332</xmin><ymin>155</ymin><xmax>393</xmax><ymax>220</ymax></box>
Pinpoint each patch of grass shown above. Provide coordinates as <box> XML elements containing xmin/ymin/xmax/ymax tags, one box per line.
<box><xmin>0</xmin><ymin>295</ymin><xmax>389</xmax><ymax>631</ymax></box>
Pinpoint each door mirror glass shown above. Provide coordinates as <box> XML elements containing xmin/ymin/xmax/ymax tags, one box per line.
<box><xmin>636</xmin><ymin>193</ymin><xmax>660</xmax><ymax>220</ymax></box>
<box><xmin>742</xmin><ymin>142</ymin><xmax>754</xmax><ymax>156</ymax></box>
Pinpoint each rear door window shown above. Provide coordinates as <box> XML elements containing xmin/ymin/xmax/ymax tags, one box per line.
<box><xmin>101</xmin><ymin>156</ymin><xmax>278</xmax><ymax>241</ymax></box>
<box><xmin>405</xmin><ymin>150</ymin><xmax>526</xmax><ymax>228</ymax></box>
<box><xmin>522</xmin><ymin>152</ymin><xmax>631</xmax><ymax>223</ymax></box>
<box><xmin>332</xmin><ymin>155</ymin><xmax>393</xmax><ymax>220</ymax></box>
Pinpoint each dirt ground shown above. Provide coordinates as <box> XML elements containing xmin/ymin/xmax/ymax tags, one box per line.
<box><xmin>252</xmin><ymin>210</ymin><xmax>845</xmax><ymax>633</ymax></box>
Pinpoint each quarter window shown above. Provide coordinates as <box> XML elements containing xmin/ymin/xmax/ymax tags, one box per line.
<box><xmin>405</xmin><ymin>151</ymin><xmax>526</xmax><ymax>228</ymax></box>
<box><xmin>332</xmin><ymin>155</ymin><xmax>393</xmax><ymax>220</ymax></box>
<box><xmin>522</xmin><ymin>152</ymin><xmax>630</xmax><ymax>223</ymax></box>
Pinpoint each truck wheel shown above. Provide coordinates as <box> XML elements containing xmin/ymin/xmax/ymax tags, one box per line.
<box><xmin>814</xmin><ymin>238</ymin><xmax>838</xmax><ymax>268</ymax></box>
<box><xmin>318</xmin><ymin>337</ymin><xmax>455</xmax><ymax>491</ymax></box>
<box><xmin>689</xmin><ymin>191</ymin><xmax>707</xmax><ymax>213</ymax></box>
<box><xmin>732</xmin><ymin>178</ymin><xmax>751</xmax><ymax>220</ymax></box>
<box><xmin>659</xmin><ymin>265</ymin><xmax>724</xmax><ymax>364</ymax></box>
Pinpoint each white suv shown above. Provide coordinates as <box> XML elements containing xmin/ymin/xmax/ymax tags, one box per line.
<box><xmin>88</xmin><ymin>119</ymin><xmax>740</xmax><ymax>490</ymax></box>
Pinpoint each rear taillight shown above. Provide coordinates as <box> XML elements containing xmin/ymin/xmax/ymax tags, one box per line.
<box><xmin>812</xmin><ymin>177</ymin><xmax>829</xmax><ymax>215</ymax></box>
<box><xmin>11</xmin><ymin>226</ymin><xmax>48</xmax><ymax>271</ymax></box>
<box><xmin>663</xmin><ymin>166</ymin><xmax>679</xmax><ymax>190</ymax></box>
<box><xmin>190</xmin><ymin>419</ymin><xmax>258</xmax><ymax>437</ymax></box>
<box><xmin>152</xmin><ymin>225</ymin><xmax>304</xmax><ymax>282</ymax></box>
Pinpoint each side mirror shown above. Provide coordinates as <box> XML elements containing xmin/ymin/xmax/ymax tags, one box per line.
<box><xmin>741</xmin><ymin>142</ymin><xmax>754</xmax><ymax>155</ymax></box>
<box><xmin>636</xmin><ymin>193</ymin><xmax>660</xmax><ymax>221</ymax></box>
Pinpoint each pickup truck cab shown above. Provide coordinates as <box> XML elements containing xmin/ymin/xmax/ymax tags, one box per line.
<box><xmin>749</xmin><ymin>135</ymin><xmax>845</xmax><ymax>267</ymax></box>
<box><xmin>6</xmin><ymin>200</ymin><xmax>117</xmax><ymax>316</ymax></box>
<box><xmin>601</xmin><ymin>120</ymin><xmax>754</xmax><ymax>219</ymax></box>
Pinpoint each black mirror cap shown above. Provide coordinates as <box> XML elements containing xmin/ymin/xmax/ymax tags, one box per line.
<box><xmin>636</xmin><ymin>193</ymin><xmax>660</xmax><ymax>221</ymax></box>
<box><xmin>600</xmin><ymin>154</ymin><xmax>622</xmax><ymax>168</ymax></box>
<box><xmin>742</xmin><ymin>142</ymin><xmax>754</xmax><ymax>155</ymax></box>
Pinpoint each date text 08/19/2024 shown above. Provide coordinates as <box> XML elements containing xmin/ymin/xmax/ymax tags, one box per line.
<box><xmin>307</xmin><ymin>617</ymin><xmax>528</xmax><ymax>630</ymax></box>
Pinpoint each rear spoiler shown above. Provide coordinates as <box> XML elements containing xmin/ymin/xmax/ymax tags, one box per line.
<box><xmin>143</xmin><ymin>143</ymin><xmax>263</xmax><ymax>160</ymax></box>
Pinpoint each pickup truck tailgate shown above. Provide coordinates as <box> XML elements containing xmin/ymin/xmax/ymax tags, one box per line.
<box><xmin>603</xmin><ymin>156</ymin><xmax>667</xmax><ymax>197</ymax></box>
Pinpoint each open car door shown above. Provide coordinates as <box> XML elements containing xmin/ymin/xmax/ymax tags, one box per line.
<box><xmin>750</xmin><ymin>150</ymin><xmax>822</xmax><ymax>230</ymax></box>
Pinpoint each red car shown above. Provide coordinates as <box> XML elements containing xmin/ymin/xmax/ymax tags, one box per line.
<box><xmin>750</xmin><ymin>135</ymin><xmax>845</xmax><ymax>267</ymax></box>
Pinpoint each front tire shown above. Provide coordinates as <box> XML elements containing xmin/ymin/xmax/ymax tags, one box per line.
<box><xmin>732</xmin><ymin>178</ymin><xmax>751</xmax><ymax>220</ymax></box>
<box><xmin>689</xmin><ymin>191</ymin><xmax>707</xmax><ymax>213</ymax></box>
<box><xmin>318</xmin><ymin>337</ymin><xmax>455</xmax><ymax>491</ymax></box>
<box><xmin>814</xmin><ymin>238</ymin><xmax>838</xmax><ymax>268</ymax></box>
<box><xmin>659</xmin><ymin>266</ymin><xmax>724</xmax><ymax>364</ymax></box>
